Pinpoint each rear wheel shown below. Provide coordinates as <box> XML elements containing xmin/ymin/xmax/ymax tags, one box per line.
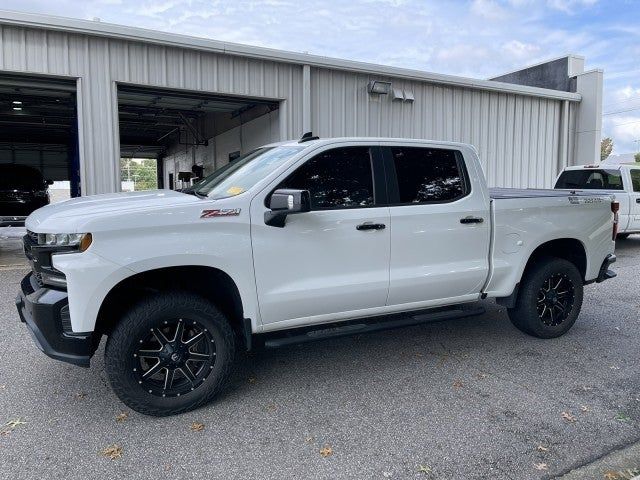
<box><xmin>617</xmin><ymin>233</ymin><xmax>630</xmax><ymax>240</ymax></box>
<box><xmin>508</xmin><ymin>257</ymin><xmax>583</xmax><ymax>338</ymax></box>
<box><xmin>105</xmin><ymin>292</ymin><xmax>235</xmax><ymax>416</ymax></box>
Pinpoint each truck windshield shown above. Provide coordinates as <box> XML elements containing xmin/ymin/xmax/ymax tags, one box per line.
<box><xmin>555</xmin><ymin>169</ymin><xmax>624</xmax><ymax>190</ymax></box>
<box><xmin>193</xmin><ymin>146</ymin><xmax>306</xmax><ymax>199</ymax></box>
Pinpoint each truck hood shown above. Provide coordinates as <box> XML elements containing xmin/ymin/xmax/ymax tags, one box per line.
<box><xmin>26</xmin><ymin>190</ymin><xmax>201</xmax><ymax>231</ymax></box>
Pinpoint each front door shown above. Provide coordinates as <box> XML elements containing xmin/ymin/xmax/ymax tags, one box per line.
<box><xmin>250</xmin><ymin>145</ymin><xmax>390</xmax><ymax>327</ymax></box>
<box><xmin>384</xmin><ymin>145</ymin><xmax>491</xmax><ymax>306</ymax></box>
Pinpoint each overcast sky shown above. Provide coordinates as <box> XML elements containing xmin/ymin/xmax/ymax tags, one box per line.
<box><xmin>2</xmin><ymin>0</ymin><xmax>639</xmax><ymax>154</ymax></box>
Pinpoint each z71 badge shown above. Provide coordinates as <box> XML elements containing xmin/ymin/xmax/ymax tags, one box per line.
<box><xmin>201</xmin><ymin>208</ymin><xmax>241</xmax><ymax>218</ymax></box>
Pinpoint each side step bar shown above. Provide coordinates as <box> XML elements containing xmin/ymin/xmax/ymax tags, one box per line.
<box><xmin>262</xmin><ymin>304</ymin><xmax>486</xmax><ymax>349</ymax></box>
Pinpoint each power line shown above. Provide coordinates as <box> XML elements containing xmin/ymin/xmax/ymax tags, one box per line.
<box><xmin>603</xmin><ymin>106</ymin><xmax>640</xmax><ymax>116</ymax></box>
<box><xmin>608</xmin><ymin>118</ymin><xmax>640</xmax><ymax>128</ymax></box>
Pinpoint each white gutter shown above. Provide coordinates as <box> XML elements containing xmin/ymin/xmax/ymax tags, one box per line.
<box><xmin>0</xmin><ymin>9</ymin><xmax>582</xmax><ymax>103</ymax></box>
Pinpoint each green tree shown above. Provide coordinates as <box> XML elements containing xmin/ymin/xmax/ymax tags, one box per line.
<box><xmin>635</xmin><ymin>152</ymin><xmax>640</xmax><ymax>163</ymax></box>
<box><xmin>600</xmin><ymin>137</ymin><xmax>613</xmax><ymax>161</ymax></box>
<box><xmin>120</xmin><ymin>158</ymin><xmax>158</xmax><ymax>191</ymax></box>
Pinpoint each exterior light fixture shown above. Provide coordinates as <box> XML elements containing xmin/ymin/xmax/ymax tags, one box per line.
<box><xmin>12</xmin><ymin>107</ymin><xmax>22</xmax><ymax>111</ymax></box>
<box><xmin>12</xmin><ymin>100</ymin><xmax>22</xmax><ymax>105</ymax></box>
<box><xmin>367</xmin><ymin>80</ymin><xmax>392</xmax><ymax>95</ymax></box>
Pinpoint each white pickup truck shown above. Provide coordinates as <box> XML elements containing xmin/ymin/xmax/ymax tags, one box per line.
<box><xmin>555</xmin><ymin>164</ymin><xmax>640</xmax><ymax>238</ymax></box>
<box><xmin>16</xmin><ymin>136</ymin><xmax>617</xmax><ymax>416</ymax></box>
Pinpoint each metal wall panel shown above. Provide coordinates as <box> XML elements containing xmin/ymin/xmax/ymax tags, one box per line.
<box><xmin>0</xmin><ymin>22</ymin><xmax>574</xmax><ymax>194</ymax></box>
<box><xmin>311</xmin><ymin>67</ymin><xmax>565</xmax><ymax>188</ymax></box>
<box><xmin>0</xmin><ymin>24</ymin><xmax>303</xmax><ymax>194</ymax></box>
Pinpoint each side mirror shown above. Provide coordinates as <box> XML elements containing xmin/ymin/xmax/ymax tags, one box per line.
<box><xmin>46</xmin><ymin>179</ymin><xmax>54</xmax><ymax>185</ymax></box>
<box><xmin>265</xmin><ymin>189</ymin><xmax>311</xmax><ymax>227</ymax></box>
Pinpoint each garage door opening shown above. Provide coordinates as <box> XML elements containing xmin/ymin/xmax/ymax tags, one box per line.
<box><xmin>0</xmin><ymin>74</ymin><xmax>79</xmax><ymax>225</ymax></box>
<box><xmin>117</xmin><ymin>85</ymin><xmax>280</xmax><ymax>191</ymax></box>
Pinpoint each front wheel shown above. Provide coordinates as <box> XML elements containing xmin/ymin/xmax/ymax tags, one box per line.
<box><xmin>105</xmin><ymin>292</ymin><xmax>235</xmax><ymax>416</ymax></box>
<box><xmin>508</xmin><ymin>257</ymin><xmax>583</xmax><ymax>338</ymax></box>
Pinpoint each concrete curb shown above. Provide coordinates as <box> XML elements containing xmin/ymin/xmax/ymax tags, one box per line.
<box><xmin>557</xmin><ymin>441</ymin><xmax>640</xmax><ymax>479</ymax></box>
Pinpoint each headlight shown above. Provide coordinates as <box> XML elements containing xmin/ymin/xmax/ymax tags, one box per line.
<box><xmin>42</xmin><ymin>233</ymin><xmax>92</xmax><ymax>252</ymax></box>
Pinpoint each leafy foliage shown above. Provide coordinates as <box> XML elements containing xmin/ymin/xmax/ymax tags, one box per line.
<box><xmin>120</xmin><ymin>158</ymin><xmax>158</xmax><ymax>191</ymax></box>
<box><xmin>600</xmin><ymin>137</ymin><xmax>614</xmax><ymax>161</ymax></box>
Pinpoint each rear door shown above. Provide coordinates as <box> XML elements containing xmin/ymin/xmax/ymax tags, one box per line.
<box><xmin>250</xmin><ymin>144</ymin><xmax>391</xmax><ymax>327</ymax></box>
<box><xmin>383</xmin><ymin>145</ymin><xmax>491</xmax><ymax>307</ymax></box>
<box><xmin>627</xmin><ymin>168</ymin><xmax>640</xmax><ymax>232</ymax></box>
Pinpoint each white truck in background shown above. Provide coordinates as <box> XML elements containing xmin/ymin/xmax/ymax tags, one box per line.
<box><xmin>555</xmin><ymin>164</ymin><xmax>640</xmax><ymax>238</ymax></box>
<box><xmin>16</xmin><ymin>135</ymin><xmax>617</xmax><ymax>416</ymax></box>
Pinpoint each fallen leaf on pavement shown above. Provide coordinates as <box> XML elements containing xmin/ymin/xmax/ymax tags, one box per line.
<box><xmin>101</xmin><ymin>444</ymin><xmax>123</xmax><ymax>460</ymax></box>
<box><xmin>248</xmin><ymin>376</ymin><xmax>257</xmax><ymax>384</ymax></box>
<box><xmin>581</xmin><ymin>405</ymin><xmax>590</xmax><ymax>413</ymax></box>
<box><xmin>265</xmin><ymin>404</ymin><xmax>277</xmax><ymax>413</ymax></box>
<box><xmin>452</xmin><ymin>380</ymin><xmax>464</xmax><ymax>389</ymax></box>
<box><xmin>537</xmin><ymin>445</ymin><xmax>549</xmax><ymax>452</ymax></box>
<box><xmin>5</xmin><ymin>418</ymin><xmax>26</xmax><ymax>429</ymax></box>
<box><xmin>417</xmin><ymin>464</ymin><xmax>432</xmax><ymax>475</ymax></box>
<box><xmin>115</xmin><ymin>412</ymin><xmax>128</xmax><ymax>423</ymax></box>
<box><xmin>75</xmin><ymin>392</ymin><xmax>87</xmax><ymax>399</ymax></box>
<box><xmin>190</xmin><ymin>422</ymin><xmax>205</xmax><ymax>432</ymax></box>
<box><xmin>319</xmin><ymin>445</ymin><xmax>333</xmax><ymax>458</ymax></box>
<box><xmin>561</xmin><ymin>411</ymin><xmax>576</xmax><ymax>423</ymax></box>
<box><xmin>534</xmin><ymin>463</ymin><xmax>548</xmax><ymax>471</ymax></box>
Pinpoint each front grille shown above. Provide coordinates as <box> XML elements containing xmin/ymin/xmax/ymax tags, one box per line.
<box><xmin>33</xmin><ymin>270</ymin><xmax>44</xmax><ymax>288</ymax></box>
<box><xmin>27</xmin><ymin>230</ymin><xmax>39</xmax><ymax>244</ymax></box>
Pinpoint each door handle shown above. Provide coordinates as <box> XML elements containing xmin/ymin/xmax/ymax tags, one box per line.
<box><xmin>356</xmin><ymin>222</ymin><xmax>386</xmax><ymax>231</ymax></box>
<box><xmin>460</xmin><ymin>216</ymin><xmax>484</xmax><ymax>224</ymax></box>
<box><xmin>636</xmin><ymin>198</ymin><xmax>640</xmax><ymax>204</ymax></box>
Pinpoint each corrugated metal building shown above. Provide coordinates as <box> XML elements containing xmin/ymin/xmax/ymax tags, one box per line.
<box><xmin>0</xmin><ymin>10</ymin><xmax>603</xmax><ymax>196</ymax></box>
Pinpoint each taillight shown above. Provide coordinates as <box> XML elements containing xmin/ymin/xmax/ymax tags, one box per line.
<box><xmin>612</xmin><ymin>201</ymin><xmax>620</xmax><ymax>240</ymax></box>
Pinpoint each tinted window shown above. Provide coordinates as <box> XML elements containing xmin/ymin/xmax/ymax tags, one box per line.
<box><xmin>555</xmin><ymin>169</ymin><xmax>623</xmax><ymax>190</ymax></box>
<box><xmin>391</xmin><ymin>147</ymin><xmax>467</xmax><ymax>203</ymax></box>
<box><xmin>276</xmin><ymin>147</ymin><xmax>374</xmax><ymax>209</ymax></box>
<box><xmin>631</xmin><ymin>170</ymin><xmax>640</xmax><ymax>193</ymax></box>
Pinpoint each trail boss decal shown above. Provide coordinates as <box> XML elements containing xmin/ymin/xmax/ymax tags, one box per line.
<box><xmin>568</xmin><ymin>196</ymin><xmax>606</xmax><ymax>205</ymax></box>
<box><xmin>201</xmin><ymin>208</ymin><xmax>241</xmax><ymax>218</ymax></box>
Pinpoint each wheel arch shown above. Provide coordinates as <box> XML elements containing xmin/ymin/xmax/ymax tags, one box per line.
<box><xmin>496</xmin><ymin>238</ymin><xmax>587</xmax><ymax>308</ymax></box>
<box><xmin>95</xmin><ymin>265</ymin><xmax>250</xmax><ymax>348</ymax></box>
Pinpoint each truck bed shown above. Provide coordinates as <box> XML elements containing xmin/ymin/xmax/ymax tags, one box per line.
<box><xmin>489</xmin><ymin>187</ymin><xmax>612</xmax><ymax>199</ymax></box>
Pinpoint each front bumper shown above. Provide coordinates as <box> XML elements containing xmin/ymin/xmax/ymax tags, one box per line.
<box><xmin>15</xmin><ymin>273</ymin><xmax>94</xmax><ymax>367</ymax></box>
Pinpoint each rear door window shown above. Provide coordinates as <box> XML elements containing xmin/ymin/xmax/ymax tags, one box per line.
<box><xmin>389</xmin><ymin>147</ymin><xmax>468</xmax><ymax>204</ymax></box>
<box><xmin>555</xmin><ymin>169</ymin><xmax>624</xmax><ymax>190</ymax></box>
<box><xmin>630</xmin><ymin>169</ymin><xmax>640</xmax><ymax>192</ymax></box>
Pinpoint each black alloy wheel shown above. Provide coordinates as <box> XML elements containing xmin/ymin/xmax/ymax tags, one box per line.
<box><xmin>507</xmin><ymin>256</ymin><xmax>583</xmax><ymax>339</ymax></box>
<box><xmin>105</xmin><ymin>292</ymin><xmax>235</xmax><ymax>416</ymax></box>
<box><xmin>536</xmin><ymin>273</ymin><xmax>575</xmax><ymax>327</ymax></box>
<box><xmin>134</xmin><ymin>318</ymin><xmax>216</xmax><ymax>397</ymax></box>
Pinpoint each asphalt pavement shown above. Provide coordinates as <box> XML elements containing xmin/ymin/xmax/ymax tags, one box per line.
<box><xmin>0</xmin><ymin>227</ymin><xmax>639</xmax><ymax>479</ymax></box>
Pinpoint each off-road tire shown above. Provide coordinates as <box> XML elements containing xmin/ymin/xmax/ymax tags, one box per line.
<box><xmin>507</xmin><ymin>257</ymin><xmax>583</xmax><ymax>339</ymax></box>
<box><xmin>105</xmin><ymin>292</ymin><xmax>235</xmax><ymax>416</ymax></box>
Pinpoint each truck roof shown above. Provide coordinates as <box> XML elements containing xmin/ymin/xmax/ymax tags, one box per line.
<box><xmin>264</xmin><ymin>137</ymin><xmax>474</xmax><ymax>150</ymax></box>
<box><xmin>563</xmin><ymin>164</ymin><xmax>640</xmax><ymax>171</ymax></box>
